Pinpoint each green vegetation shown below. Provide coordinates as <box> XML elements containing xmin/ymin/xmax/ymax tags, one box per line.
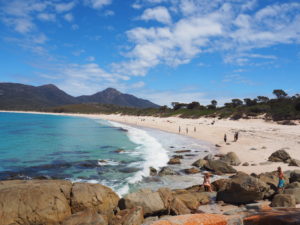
<box><xmin>47</xmin><ymin>89</ymin><xmax>300</xmax><ymax>122</ymax></box>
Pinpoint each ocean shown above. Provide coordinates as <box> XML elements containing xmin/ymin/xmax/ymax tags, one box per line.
<box><xmin>0</xmin><ymin>112</ymin><xmax>216</xmax><ymax>195</ymax></box>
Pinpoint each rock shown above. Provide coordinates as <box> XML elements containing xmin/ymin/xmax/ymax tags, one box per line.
<box><xmin>167</xmin><ymin>157</ymin><xmax>181</xmax><ymax>165</ymax></box>
<box><xmin>71</xmin><ymin>183</ymin><xmax>119</xmax><ymax>221</ymax></box>
<box><xmin>217</xmin><ymin>172</ymin><xmax>270</xmax><ymax>204</ymax></box>
<box><xmin>142</xmin><ymin>216</ymin><xmax>159</xmax><ymax>225</ymax></box>
<box><xmin>290</xmin><ymin>170</ymin><xmax>300</xmax><ymax>183</ymax></box>
<box><xmin>114</xmin><ymin>149</ymin><xmax>125</xmax><ymax>153</ymax></box>
<box><xmin>185</xmin><ymin>154</ymin><xmax>196</xmax><ymax>157</ymax></box>
<box><xmin>203</xmin><ymin>160</ymin><xmax>237</xmax><ymax>174</ymax></box>
<box><xmin>203</xmin><ymin>154</ymin><xmax>213</xmax><ymax>160</ymax></box>
<box><xmin>158</xmin><ymin>167</ymin><xmax>178</xmax><ymax>176</ymax></box>
<box><xmin>174</xmin><ymin>192</ymin><xmax>214</xmax><ymax>210</ymax></box>
<box><xmin>62</xmin><ymin>210</ymin><xmax>108</xmax><ymax>225</ymax></box>
<box><xmin>174</xmin><ymin>150</ymin><xmax>191</xmax><ymax>153</ymax></box>
<box><xmin>149</xmin><ymin>214</ymin><xmax>237</xmax><ymax>225</ymax></box>
<box><xmin>215</xmin><ymin>144</ymin><xmax>221</xmax><ymax>147</ymax></box>
<box><xmin>183</xmin><ymin>167</ymin><xmax>200</xmax><ymax>174</ymax></box>
<box><xmin>289</xmin><ymin>159</ymin><xmax>300</xmax><ymax>167</ymax></box>
<box><xmin>268</xmin><ymin>149</ymin><xmax>291</xmax><ymax>163</ymax></box>
<box><xmin>242</xmin><ymin>162</ymin><xmax>249</xmax><ymax>166</ymax></box>
<box><xmin>111</xmin><ymin>207</ymin><xmax>144</xmax><ymax>225</ymax></box>
<box><xmin>170</xmin><ymin>197</ymin><xmax>191</xmax><ymax>215</ymax></box>
<box><xmin>286</xmin><ymin>182</ymin><xmax>300</xmax><ymax>189</ymax></box>
<box><xmin>244</xmin><ymin>208</ymin><xmax>300</xmax><ymax>225</ymax></box>
<box><xmin>245</xmin><ymin>201</ymin><xmax>271</xmax><ymax>211</ymax></box>
<box><xmin>172</xmin><ymin>155</ymin><xmax>183</xmax><ymax>159</ymax></box>
<box><xmin>250</xmin><ymin>148</ymin><xmax>257</xmax><ymax>150</ymax></box>
<box><xmin>283</xmin><ymin>188</ymin><xmax>300</xmax><ymax>204</ymax></box>
<box><xmin>220</xmin><ymin>152</ymin><xmax>241</xmax><ymax>166</ymax></box>
<box><xmin>258</xmin><ymin>171</ymin><xmax>281</xmax><ymax>192</ymax></box>
<box><xmin>119</xmin><ymin>167</ymin><xmax>140</xmax><ymax>173</ymax></box>
<box><xmin>211</xmin><ymin>179</ymin><xmax>230</xmax><ymax>192</ymax></box>
<box><xmin>271</xmin><ymin>194</ymin><xmax>296</xmax><ymax>208</ymax></box>
<box><xmin>192</xmin><ymin>159</ymin><xmax>207</xmax><ymax>168</ymax></box>
<box><xmin>119</xmin><ymin>189</ymin><xmax>166</xmax><ymax>216</ymax></box>
<box><xmin>149</xmin><ymin>167</ymin><xmax>157</xmax><ymax>176</ymax></box>
<box><xmin>0</xmin><ymin>180</ymin><xmax>72</xmax><ymax>225</ymax></box>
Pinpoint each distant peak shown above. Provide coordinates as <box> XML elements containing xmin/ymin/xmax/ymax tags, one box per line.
<box><xmin>102</xmin><ymin>88</ymin><xmax>121</xmax><ymax>94</ymax></box>
<box><xmin>39</xmin><ymin>84</ymin><xmax>58</xmax><ymax>89</ymax></box>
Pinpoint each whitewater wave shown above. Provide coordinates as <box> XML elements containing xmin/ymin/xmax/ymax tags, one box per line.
<box><xmin>108</xmin><ymin>121</ymin><xmax>169</xmax><ymax>184</ymax></box>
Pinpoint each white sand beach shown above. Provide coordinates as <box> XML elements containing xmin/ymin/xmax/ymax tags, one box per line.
<box><xmin>2</xmin><ymin>110</ymin><xmax>300</xmax><ymax>174</ymax></box>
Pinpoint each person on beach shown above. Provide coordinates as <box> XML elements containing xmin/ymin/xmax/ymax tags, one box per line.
<box><xmin>179</xmin><ymin>126</ymin><xmax>181</xmax><ymax>133</ymax></box>
<box><xmin>194</xmin><ymin>126</ymin><xmax>196</xmax><ymax>132</ymax></box>
<box><xmin>186</xmin><ymin>127</ymin><xmax>188</xmax><ymax>134</ymax></box>
<box><xmin>277</xmin><ymin>167</ymin><xmax>285</xmax><ymax>193</ymax></box>
<box><xmin>224</xmin><ymin>134</ymin><xmax>227</xmax><ymax>143</ymax></box>
<box><xmin>203</xmin><ymin>173</ymin><xmax>212</xmax><ymax>192</ymax></box>
<box><xmin>234</xmin><ymin>132</ymin><xmax>239</xmax><ymax>142</ymax></box>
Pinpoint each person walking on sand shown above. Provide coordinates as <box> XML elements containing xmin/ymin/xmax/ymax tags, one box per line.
<box><xmin>186</xmin><ymin>127</ymin><xmax>188</xmax><ymax>134</ymax></box>
<box><xmin>194</xmin><ymin>126</ymin><xmax>196</xmax><ymax>132</ymax></box>
<box><xmin>178</xmin><ymin>126</ymin><xmax>181</xmax><ymax>133</ymax></box>
<box><xmin>224</xmin><ymin>134</ymin><xmax>227</xmax><ymax>143</ymax></box>
<box><xmin>203</xmin><ymin>173</ymin><xmax>212</xmax><ymax>192</ymax></box>
<box><xmin>277</xmin><ymin>167</ymin><xmax>285</xmax><ymax>193</ymax></box>
<box><xmin>234</xmin><ymin>132</ymin><xmax>239</xmax><ymax>142</ymax></box>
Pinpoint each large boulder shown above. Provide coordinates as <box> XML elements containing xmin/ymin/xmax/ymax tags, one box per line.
<box><xmin>286</xmin><ymin>182</ymin><xmax>300</xmax><ymax>189</ymax></box>
<box><xmin>111</xmin><ymin>207</ymin><xmax>144</xmax><ymax>225</ymax></box>
<box><xmin>290</xmin><ymin>170</ymin><xmax>300</xmax><ymax>183</ymax></box>
<box><xmin>271</xmin><ymin>194</ymin><xmax>296</xmax><ymax>208</ymax></box>
<box><xmin>217</xmin><ymin>172</ymin><xmax>270</xmax><ymax>204</ymax></box>
<box><xmin>192</xmin><ymin>159</ymin><xmax>207</xmax><ymax>168</ymax></box>
<box><xmin>174</xmin><ymin>192</ymin><xmax>213</xmax><ymax>210</ymax></box>
<box><xmin>119</xmin><ymin>189</ymin><xmax>166</xmax><ymax>216</ymax></box>
<box><xmin>268</xmin><ymin>150</ymin><xmax>291</xmax><ymax>163</ymax></box>
<box><xmin>62</xmin><ymin>210</ymin><xmax>108</xmax><ymax>225</ymax></box>
<box><xmin>0</xmin><ymin>180</ymin><xmax>72</xmax><ymax>225</ymax></box>
<box><xmin>283</xmin><ymin>188</ymin><xmax>300</xmax><ymax>204</ymax></box>
<box><xmin>183</xmin><ymin>167</ymin><xmax>200</xmax><ymax>174</ymax></box>
<box><xmin>203</xmin><ymin>160</ymin><xmax>237</xmax><ymax>174</ymax></box>
<box><xmin>71</xmin><ymin>183</ymin><xmax>119</xmax><ymax>221</ymax></box>
<box><xmin>220</xmin><ymin>152</ymin><xmax>241</xmax><ymax>166</ymax></box>
<box><xmin>158</xmin><ymin>167</ymin><xmax>178</xmax><ymax>176</ymax></box>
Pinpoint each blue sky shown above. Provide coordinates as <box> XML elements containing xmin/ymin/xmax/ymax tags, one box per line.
<box><xmin>0</xmin><ymin>0</ymin><xmax>300</xmax><ymax>105</ymax></box>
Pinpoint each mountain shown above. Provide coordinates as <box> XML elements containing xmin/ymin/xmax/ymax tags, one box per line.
<box><xmin>0</xmin><ymin>83</ymin><xmax>78</xmax><ymax>110</ymax></box>
<box><xmin>76</xmin><ymin>88</ymin><xmax>159</xmax><ymax>108</ymax></box>
<box><xmin>0</xmin><ymin>83</ymin><xmax>159</xmax><ymax>110</ymax></box>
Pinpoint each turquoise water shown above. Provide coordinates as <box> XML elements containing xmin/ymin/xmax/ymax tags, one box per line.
<box><xmin>0</xmin><ymin>112</ymin><xmax>214</xmax><ymax>195</ymax></box>
<box><xmin>0</xmin><ymin>112</ymin><xmax>146</xmax><ymax>193</ymax></box>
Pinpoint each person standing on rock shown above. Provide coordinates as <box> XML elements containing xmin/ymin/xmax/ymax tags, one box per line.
<box><xmin>277</xmin><ymin>167</ymin><xmax>285</xmax><ymax>193</ymax></box>
<box><xmin>203</xmin><ymin>173</ymin><xmax>212</xmax><ymax>192</ymax></box>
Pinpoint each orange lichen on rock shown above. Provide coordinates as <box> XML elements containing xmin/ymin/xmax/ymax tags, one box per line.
<box><xmin>151</xmin><ymin>214</ymin><xmax>229</xmax><ymax>225</ymax></box>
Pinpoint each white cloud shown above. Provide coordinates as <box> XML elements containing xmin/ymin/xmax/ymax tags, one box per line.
<box><xmin>37</xmin><ymin>13</ymin><xmax>56</xmax><ymax>22</ymax></box>
<box><xmin>131</xmin><ymin>81</ymin><xmax>145</xmax><ymax>89</ymax></box>
<box><xmin>104</xmin><ymin>10</ymin><xmax>115</xmax><ymax>16</ymax></box>
<box><xmin>71</xmin><ymin>24</ymin><xmax>79</xmax><ymax>30</ymax></box>
<box><xmin>55</xmin><ymin>1</ymin><xmax>76</xmax><ymax>13</ymax></box>
<box><xmin>140</xmin><ymin>6</ymin><xmax>172</xmax><ymax>24</ymax></box>
<box><xmin>64</xmin><ymin>13</ymin><xmax>74</xmax><ymax>22</ymax></box>
<box><xmin>86</xmin><ymin>56</ymin><xmax>96</xmax><ymax>61</ymax></box>
<box><xmin>85</xmin><ymin>0</ymin><xmax>112</xmax><ymax>9</ymax></box>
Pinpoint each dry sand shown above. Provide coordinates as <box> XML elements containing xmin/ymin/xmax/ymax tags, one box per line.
<box><xmin>2</xmin><ymin>111</ymin><xmax>300</xmax><ymax>174</ymax></box>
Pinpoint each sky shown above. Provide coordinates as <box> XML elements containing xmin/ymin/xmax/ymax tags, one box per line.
<box><xmin>0</xmin><ymin>0</ymin><xmax>300</xmax><ymax>106</ymax></box>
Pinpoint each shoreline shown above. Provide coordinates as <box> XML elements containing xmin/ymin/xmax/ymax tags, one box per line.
<box><xmin>1</xmin><ymin>110</ymin><xmax>300</xmax><ymax>174</ymax></box>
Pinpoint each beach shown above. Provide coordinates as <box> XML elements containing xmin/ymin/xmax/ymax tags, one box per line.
<box><xmin>1</xmin><ymin>110</ymin><xmax>300</xmax><ymax>175</ymax></box>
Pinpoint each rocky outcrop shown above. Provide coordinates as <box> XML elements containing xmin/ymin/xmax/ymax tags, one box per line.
<box><xmin>286</xmin><ymin>181</ymin><xmax>300</xmax><ymax>189</ymax></box>
<box><xmin>219</xmin><ymin>152</ymin><xmax>241</xmax><ymax>166</ymax></box>
<box><xmin>71</xmin><ymin>182</ymin><xmax>119</xmax><ymax>220</ymax></box>
<box><xmin>203</xmin><ymin>160</ymin><xmax>237</xmax><ymax>174</ymax></box>
<box><xmin>268</xmin><ymin>150</ymin><xmax>291</xmax><ymax>163</ymax></box>
<box><xmin>217</xmin><ymin>172</ymin><xmax>270</xmax><ymax>204</ymax></box>
<box><xmin>158</xmin><ymin>167</ymin><xmax>178</xmax><ymax>176</ymax></box>
<box><xmin>0</xmin><ymin>180</ymin><xmax>119</xmax><ymax>225</ymax></box>
<box><xmin>270</xmin><ymin>194</ymin><xmax>296</xmax><ymax>208</ymax></box>
<box><xmin>119</xmin><ymin>189</ymin><xmax>166</xmax><ymax>216</ymax></box>
<box><xmin>62</xmin><ymin>210</ymin><xmax>108</xmax><ymax>225</ymax></box>
<box><xmin>111</xmin><ymin>207</ymin><xmax>144</xmax><ymax>225</ymax></box>
<box><xmin>149</xmin><ymin>167</ymin><xmax>157</xmax><ymax>176</ymax></box>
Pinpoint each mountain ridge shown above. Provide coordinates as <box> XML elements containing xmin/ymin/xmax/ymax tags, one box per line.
<box><xmin>0</xmin><ymin>82</ymin><xmax>159</xmax><ymax>110</ymax></box>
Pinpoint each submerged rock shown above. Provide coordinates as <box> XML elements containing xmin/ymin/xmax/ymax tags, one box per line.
<box><xmin>183</xmin><ymin>167</ymin><xmax>200</xmax><ymax>174</ymax></box>
<box><xmin>149</xmin><ymin>167</ymin><xmax>157</xmax><ymax>176</ymax></box>
<box><xmin>174</xmin><ymin>150</ymin><xmax>191</xmax><ymax>153</ymax></box>
<box><xmin>167</xmin><ymin>158</ymin><xmax>181</xmax><ymax>165</ymax></box>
